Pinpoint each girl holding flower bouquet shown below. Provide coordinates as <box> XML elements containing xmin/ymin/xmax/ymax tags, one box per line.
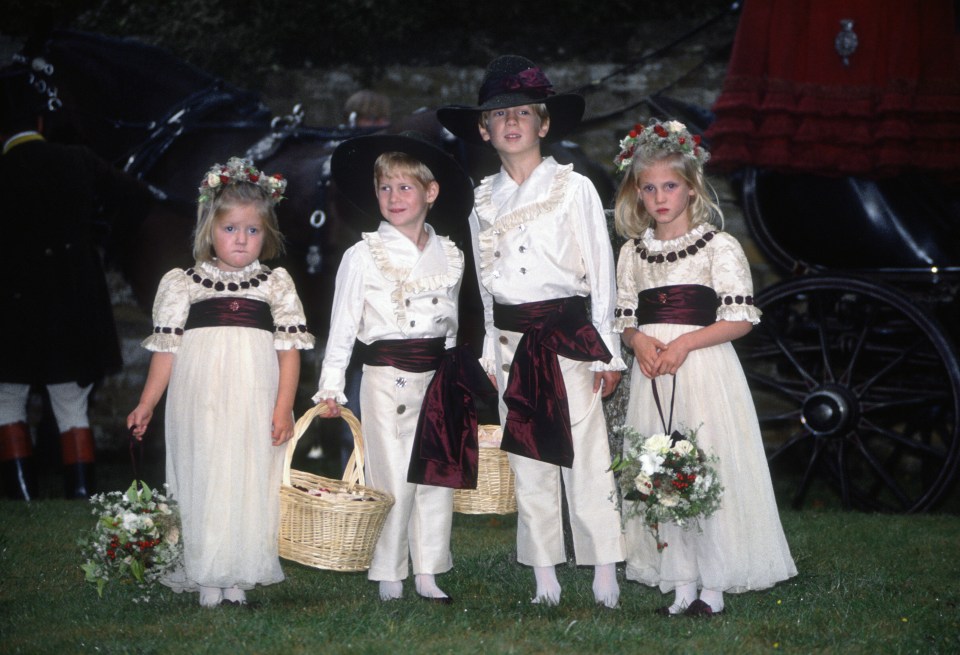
<box><xmin>127</xmin><ymin>157</ymin><xmax>314</xmax><ymax>607</ymax></box>
<box><xmin>612</xmin><ymin>120</ymin><xmax>796</xmax><ymax>617</ymax></box>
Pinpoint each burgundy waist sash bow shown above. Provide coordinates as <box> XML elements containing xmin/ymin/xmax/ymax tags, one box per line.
<box><xmin>494</xmin><ymin>296</ymin><xmax>613</xmax><ymax>468</ymax></box>
<box><xmin>353</xmin><ymin>337</ymin><xmax>446</xmax><ymax>371</ymax></box>
<box><xmin>354</xmin><ymin>337</ymin><xmax>493</xmax><ymax>489</ymax></box>
<box><xmin>407</xmin><ymin>345</ymin><xmax>497</xmax><ymax>489</ymax></box>
<box><xmin>635</xmin><ymin>284</ymin><xmax>719</xmax><ymax>327</ymax></box>
<box><xmin>184</xmin><ymin>297</ymin><xmax>273</xmax><ymax>331</ymax></box>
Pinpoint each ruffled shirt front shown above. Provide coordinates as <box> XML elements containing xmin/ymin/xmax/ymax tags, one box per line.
<box><xmin>314</xmin><ymin>222</ymin><xmax>464</xmax><ymax>403</ymax></box>
<box><xmin>470</xmin><ymin>156</ymin><xmax>625</xmax><ymax>373</ymax></box>
<box><xmin>614</xmin><ymin>223</ymin><xmax>762</xmax><ymax>332</ymax></box>
<box><xmin>143</xmin><ymin>260</ymin><xmax>315</xmax><ymax>352</ymax></box>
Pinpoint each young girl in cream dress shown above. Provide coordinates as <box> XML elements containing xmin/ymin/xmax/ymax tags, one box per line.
<box><xmin>128</xmin><ymin>158</ymin><xmax>314</xmax><ymax>607</ymax></box>
<box><xmin>612</xmin><ymin>120</ymin><xmax>796</xmax><ymax>617</ymax></box>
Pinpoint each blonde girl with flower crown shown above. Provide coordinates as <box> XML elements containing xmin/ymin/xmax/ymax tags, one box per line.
<box><xmin>127</xmin><ymin>158</ymin><xmax>314</xmax><ymax>608</ymax></box>
<box><xmin>612</xmin><ymin>120</ymin><xmax>796</xmax><ymax>617</ymax></box>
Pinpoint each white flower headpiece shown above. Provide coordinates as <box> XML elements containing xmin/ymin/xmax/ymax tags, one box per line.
<box><xmin>197</xmin><ymin>156</ymin><xmax>287</xmax><ymax>205</ymax></box>
<box><xmin>613</xmin><ymin>118</ymin><xmax>709</xmax><ymax>173</ymax></box>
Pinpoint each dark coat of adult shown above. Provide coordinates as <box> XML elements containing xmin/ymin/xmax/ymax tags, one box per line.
<box><xmin>0</xmin><ymin>136</ymin><xmax>148</xmax><ymax>386</ymax></box>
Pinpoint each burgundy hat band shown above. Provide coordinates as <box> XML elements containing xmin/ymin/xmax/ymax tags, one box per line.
<box><xmin>479</xmin><ymin>67</ymin><xmax>555</xmax><ymax>104</ymax></box>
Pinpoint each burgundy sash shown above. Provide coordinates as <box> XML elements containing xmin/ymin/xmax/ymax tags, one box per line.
<box><xmin>184</xmin><ymin>298</ymin><xmax>272</xmax><ymax>331</ymax></box>
<box><xmin>494</xmin><ymin>296</ymin><xmax>612</xmax><ymax>468</ymax></box>
<box><xmin>356</xmin><ymin>337</ymin><xmax>493</xmax><ymax>489</ymax></box>
<box><xmin>635</xmin><ymin>284</ymin><xmax>718</xmax><ymax>327</ymax></box>
<box><xmin>354</xmin><ymin>337</ymin><xmax>445</xmax><ymax>372</ymax></box>
<box><xmin>407</xmin><ymin>345</ymin><xmax>497</xmax><ymax>489</ymax></box>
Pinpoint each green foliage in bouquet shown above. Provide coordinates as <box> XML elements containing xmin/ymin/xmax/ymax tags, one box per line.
<box><xmin>78</xmin><ymin>480</ymin><xmax>182</xmax><ymax>600</ymax></box>
<box><xmin>611</xmin><ymin>425</ymin><xmax>723</xmax><ymax>550</ymax></box>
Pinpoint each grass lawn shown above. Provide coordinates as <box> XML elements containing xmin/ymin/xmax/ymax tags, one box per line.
<box><xmin>1</xmin><ymin>495</ymin><xmax>958</xmax><ymax>655</ymax></box>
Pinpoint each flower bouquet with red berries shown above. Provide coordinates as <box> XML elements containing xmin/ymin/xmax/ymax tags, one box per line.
<box><xmin>79</xmin><ymin>480</ymin><xmax>182</xmax><ymax>600</ymax></box>
<box><xmin>611</xmin><ymin>425</ymin><xmax>723</xmax><ymax>550</ymax></box>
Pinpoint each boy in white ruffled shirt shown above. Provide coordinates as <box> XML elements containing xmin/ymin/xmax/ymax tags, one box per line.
<box><xmin>313</xmin><ymin>132</ymin><xmax>476</xmax><ymax>604</ymax></box>
<box><xmin>438</xmin><ymin>56</ymin><xmax>626</xmax><ymax>608</ymax></box>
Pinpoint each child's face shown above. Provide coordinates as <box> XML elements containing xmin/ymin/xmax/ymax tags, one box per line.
<box><xmin>211</xmin><ymin>204</ymin><xmax>266</xmax><ymax>271</ymax></box>
<box><xmin>479</xmin><ymin>105</ymin><xmax>549</xmax><ymax>155</ymax></box>
<box><xmin>636</xmin><ymin>159</ymin><xmax>695</xmax><ymax>239</ymax></box>
<box><xmin>376</xmin><ymin>172</ymin><xmax>439</xmax><ymax>232</ymax></box>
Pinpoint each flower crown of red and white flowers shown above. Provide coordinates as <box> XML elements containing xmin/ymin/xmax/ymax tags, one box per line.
<box><xmin>197</xmin><ymin>156</ymin><xmax>287</xmax><ymax>205</ymax></box>
<box><xmin>613</xmin><ymin>118</ymin><xmax>709</xmax><ymax>173</ymax></box>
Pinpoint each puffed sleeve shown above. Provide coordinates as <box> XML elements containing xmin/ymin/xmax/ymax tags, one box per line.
<box><xmin>711</xmin><ymin>232</ymin><xmax>762</xmax><ymax>324</ymax></box>
<box><xmin>142</xmin><ymin>269</ymin><xmax>191</xmax><ymax>352</ymax></box>
<box><xmin>269</xmin><ymin>267</ymin><xmax>316</xmax><ymax>350</ymax></box>
<box><xmin>614</xmin><ymin>239</ymin><xmax>640</xmax><ymax>332</ymax></box>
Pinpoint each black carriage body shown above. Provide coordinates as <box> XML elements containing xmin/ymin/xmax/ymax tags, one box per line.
<box><xmin>736</xmin><ymin>169</ymin><xmax>960</xmax><ymax>513</ymax></box>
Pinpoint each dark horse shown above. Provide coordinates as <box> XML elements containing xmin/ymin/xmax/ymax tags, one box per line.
<box><xmin>9</xmin><ymin>30</ymin><xmax>615</xmax><ymax>344</ymax></box>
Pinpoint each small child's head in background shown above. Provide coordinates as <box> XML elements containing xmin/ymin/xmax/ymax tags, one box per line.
<box><xmin>437</xmin><ymin>55</ymin><xmax>584</xmax><ymax>148</ymax></box>
<box><xmin>331</xmin><ymin>132</ymin><xmax>474</xmax><ymax>236</ymax></box>
<box><xmin>193</xmin><ymin>157</ymin><xmax>287</xmax><ymax>266</ymax></box>
<box><xmin>613</xmin><ymin>119</ymin><xmax>722</xmax><ymax>239</ymax></box>
<box><xmin>343</xmin><ymin>89</ymin><xmax>391</xmax><ymax>129</ymax></box>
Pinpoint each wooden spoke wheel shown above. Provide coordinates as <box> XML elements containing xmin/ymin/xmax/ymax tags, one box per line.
<box><xmin>738</xmin><ymin>275</ymin><xmax>960</xmax><ymax>512</ymax></box>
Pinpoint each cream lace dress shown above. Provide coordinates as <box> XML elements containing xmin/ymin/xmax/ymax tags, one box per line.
<box><xmin>144</xmin><ymin>260</ymin><xmax>314</xmax><ymax>592</ymax></box>
<box><xmin>615</xmin><ymin>224</ymin><xmax>797</xmax><ymax>593</ymax></box>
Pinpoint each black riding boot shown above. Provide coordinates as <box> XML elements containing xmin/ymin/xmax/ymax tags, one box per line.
<box><xmin>61</xmin><ymin>427</ymin><xmax>96</xmax><ymax>499</ymax></box>
<box><xmin>1</xmin><ymin>421</ymin><xmax>38</xmax><ymax>500</ymax></box>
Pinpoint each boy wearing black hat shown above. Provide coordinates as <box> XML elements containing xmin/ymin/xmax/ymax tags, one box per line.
<box><xmin>438</xmin><ymin>56</ymin><xmax>626</xmax><ymax>608</ymax></box>
<box><xmin>313</xmin><ymin>132</ymin><xmax>479</xmax><ymax>604</ymax></box>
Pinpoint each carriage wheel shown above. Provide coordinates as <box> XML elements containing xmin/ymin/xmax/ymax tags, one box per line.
<box><xmin>738</xmin><ymin>275</ymin><xmax>960</xmax><ymax>512</ymax></box>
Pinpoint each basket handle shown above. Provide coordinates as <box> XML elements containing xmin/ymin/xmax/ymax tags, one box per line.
<box><xmin>283</xmin><ymin>404</ymin><xmax>365</xmax><ymax>489</ymax></box>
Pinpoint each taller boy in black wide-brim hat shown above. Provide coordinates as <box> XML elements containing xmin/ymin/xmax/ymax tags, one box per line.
<box><xmin>438</xmin><ymin>56</ymin><xmax>627</xmax><ymax>608</ymax></box>
<box><xmin>313</xmin><ymin>131</ymin><xmax>488</xmax><ymax>604</ymax></box>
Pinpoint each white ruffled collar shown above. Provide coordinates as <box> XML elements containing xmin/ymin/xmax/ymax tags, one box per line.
<box><xmin>641</xmin><ymin>223</ymin><xmax>712</xmax><ymax>251</ymax></box>
<box><xmin>362</xmin><ymin>223</ymin><xmax>463</xmax><ymax>328</ymax></box>
<box><xmin>198</xmin><ymin>259</ymin><xmax>263</xmax><ymax>277</ymax></box>
<box><xmin>475</xmin><ymin>156</ymin><xmax>570</xmax><ymax>229</ymax></box>
<box><xmin>474</xmin><ymin>158</ymin><xmax>571</xmax><ymax>284</ymax></box>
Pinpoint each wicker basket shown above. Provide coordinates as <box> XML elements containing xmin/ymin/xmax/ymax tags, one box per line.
<box><xmin>453</xmin><ymin>424</ymin><xmax>517</xmax><ymax>515</ymax></box>
<box><xmin>278</xmin><ymin>404</ymin><xmax>394</xmax><ymax>571</ymax></box>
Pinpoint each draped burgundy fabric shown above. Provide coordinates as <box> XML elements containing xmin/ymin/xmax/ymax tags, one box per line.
<box><xmin>494</xmin><ymin>296</ymin><xmax>613</xmax><ymax>468</ymax></box>
<box><xmin>635</xmin><ymin>284</ymin><xmax>719</xmax><ymax>327</ymax></box>
<box><xmin>407</xmin><ymin>345</ymin><xmax>497</xmax><ymax>489</ymax></box>
<box><xmin>706</xmin><ymin>0</ymin><xmax>960</xmax><ymax>177</ymax></box>
<box><xmin>184</xmin><ymin>297</ymin><xmax>273</xmax><ymax>331</ymax></box>
<box><xmin>353</xmin><ymin>337</ymin><xmax>445</xmax><ymax>372</ymax></box>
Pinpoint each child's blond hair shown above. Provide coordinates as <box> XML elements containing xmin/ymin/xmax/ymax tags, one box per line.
<box><xmin>613</xmin><ymin>150</ymin><xmax>723</xmax><ymax>240</ymax></box>
<box><xmin>373</xmin><ymin>152</ymin><xmax>437</xmax><ymax>189</ymax></box>
<box><xmin>193</xmin><ymin>182</ymin><xmax>285</xmax><ymax>262</ymax></box>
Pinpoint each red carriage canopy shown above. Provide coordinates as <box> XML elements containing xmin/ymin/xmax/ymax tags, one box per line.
<box><xmin>705</xmin><ymin>0</ymin><xmax>960</xmax><ymax>177</ymax></box>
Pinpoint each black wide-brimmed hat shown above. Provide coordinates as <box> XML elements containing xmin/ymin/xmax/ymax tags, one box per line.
<box><xmin>331</xmin><ymin>131</ymin><xmax>475</xmax><ymax>235</ymax></box>
<box><xmin>437</xmin><ymin>55</ymin><xmax>585</xmax><ymax>145</ymax></box>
